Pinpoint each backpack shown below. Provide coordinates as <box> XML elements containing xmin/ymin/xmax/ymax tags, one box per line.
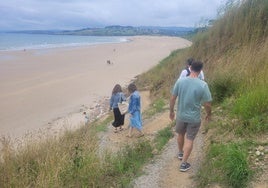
<box><xmin>185</xmin><ymin>68</ymin><xmax>191</xmax><ymax>76</ymax></box>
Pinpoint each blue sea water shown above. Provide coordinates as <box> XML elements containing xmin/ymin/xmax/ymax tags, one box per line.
<box><xmin>0</xmin><ymin>33</ymin><xmax>128</xmax><ymax>51</ymax></box>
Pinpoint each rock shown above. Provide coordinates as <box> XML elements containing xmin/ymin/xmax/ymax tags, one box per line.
<box><xmin>257</xmin><ymin>146</ymin><xmax>265</xmax><ymax>151</ymax></box>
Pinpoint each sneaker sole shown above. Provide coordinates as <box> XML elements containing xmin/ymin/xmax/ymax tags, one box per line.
<box><xmin>180</xmin><ymin>166</ymin><xmax>191</xmax><ymax>172</ymax></box>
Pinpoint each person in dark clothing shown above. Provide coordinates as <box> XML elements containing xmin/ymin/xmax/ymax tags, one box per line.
<box><xmin>110</xmin><ymin>84</ymin><xmax>126</xmax><ymax>133</ymax></box>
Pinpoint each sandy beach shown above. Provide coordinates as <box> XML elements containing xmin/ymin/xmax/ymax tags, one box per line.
<box><xmin>0</xmin><ymin>36</ymin><xmax>191</xmax><ymax>139</ymax></box>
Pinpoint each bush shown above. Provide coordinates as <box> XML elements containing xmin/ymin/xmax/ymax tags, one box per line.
<box><xmin>209</xmin><ymin>74</ymin><xmax>239</xmax><ymax>103</ymax></box>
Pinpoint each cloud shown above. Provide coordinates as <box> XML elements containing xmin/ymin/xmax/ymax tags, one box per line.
<box><xmin>0</xmin><ymin>0</ymin><xmax>227</xmax><ymax>30</ymax></box>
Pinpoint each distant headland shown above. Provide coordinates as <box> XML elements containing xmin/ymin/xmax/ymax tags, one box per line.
<box><xmin>5</xmin><ymin>25</ymin><xmax>196</xmax><ymax>37</ymax></box>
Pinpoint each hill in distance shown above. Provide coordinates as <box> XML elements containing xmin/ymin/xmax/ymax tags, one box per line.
<box><xmin>7</xmin><ymin>25</ymin><xmax>196</xmax><ymax>37</ymax></box>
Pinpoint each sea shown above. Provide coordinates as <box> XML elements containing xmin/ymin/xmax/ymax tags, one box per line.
<box><xmin>0</xmin><ymin>32</ymin><xmax>128</xmax><ymax>51</ymax></box>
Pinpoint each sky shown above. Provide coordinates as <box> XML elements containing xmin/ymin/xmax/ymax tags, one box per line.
<box><xmin>0</xmin><ymin>0</ymin><xmax>228</xmax><ymax>31</ymax></box>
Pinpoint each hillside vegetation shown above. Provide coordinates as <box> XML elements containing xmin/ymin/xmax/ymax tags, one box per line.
<box><xmin>136</xmin><ymin>0</ymin><xmax>268</xmax><ymax>187</ymax></box>
<box><xmin>58</xmin><ymin>26</ymin><xmax>195</xmax><ymax>36</ymax></box>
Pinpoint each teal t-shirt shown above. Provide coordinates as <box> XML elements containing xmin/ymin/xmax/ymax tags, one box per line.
<box><xmin>172</xmin><ymin>77</ymin><xmax>212</xmax><ymax>123</ymax></box>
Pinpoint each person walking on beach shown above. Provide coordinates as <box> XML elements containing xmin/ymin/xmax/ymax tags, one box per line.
<box><xmin>110</xmin><ymin>84</ymin><xmax>126</xmax><ymax>133</ymax></box>
<box><xmin>169</xmin><ymin>60</ymin><xmax>212</xmax><ymax>172</ymax></box>
<box><xmin>179</xmin><ymin>58</ymin><xmax>205</xmax><ymax>80</ymax></box>
<box><xmin>127</xmin><ymin>83</ymin><xmax>144</xmax><ymax>138</ymax></box>
<box><xmin>83</xmin><ymin>111</ymin><xmax>89</xmax><ymax>125</ymax></box>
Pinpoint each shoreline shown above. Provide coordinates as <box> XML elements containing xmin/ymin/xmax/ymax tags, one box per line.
<box><xmin>0</xmin><ymin>36</ymin><xmax>192</xmax><ymax>140</ymax></box>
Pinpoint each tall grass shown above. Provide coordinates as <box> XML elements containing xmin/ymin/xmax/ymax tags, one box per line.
<box><xmin>233</xmin><ymin>86</ymin><xmax>268</xmax><ymax>120</ymax></box>
<box><xmin>0</xmin><ymin>104</ymin><xmax>173</xmax><ymax>187</ymax></box>
<box><xmin>187</xmin><ymin>0</ymin><xmax>268</xmax><ymax>130</ymax></box>
<box><xmin>196</xmin><ymin>142</ymin><xmax>252</xmax><ymax>188</ymax></box>
<box><xmin>191</xmin><ymin>0</ymin><xmax>268</xmax><ymax>59</ymax></box>
<box><xmin>232</xmin><ymin>86</ymin><xmax>268</xmax><ymax>135</ymax></box>
<box><xmin>0</xmin><ymin>126</ymin><xmax>99</xmax><ymax>187</ymax></box>
<box><xmin>136</xmin><ymin>48</ymin><xmax>191</xmax><ymax>99</ymax></box>
<box><xmin>209</xmin><ymin>73</ymin><xmax>239</xmax><ymax>103</ymax></box>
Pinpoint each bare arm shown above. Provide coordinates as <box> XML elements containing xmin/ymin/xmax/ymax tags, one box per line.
<box><xmin>169</xmin><ymin>95</ymin><xmax>177</xmax><ymax>121</ymax></box>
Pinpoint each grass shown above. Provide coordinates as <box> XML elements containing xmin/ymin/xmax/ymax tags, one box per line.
<box><xmin>135</xmin><ymin>48</ymin><xmax>190</xmax><ymax>99</ymax></box>
<box><xmin>0</xmin><ymin>98</ymin><xmax>174</xmax><ymax>187</ymax></box>
<box><xmin>196</xmin><ymin>142</ymin><xmax>252</xmax><ymax>188</ymax></box>
<box><xmin>209</xmin><ymin>73</ymin><xmax>239</xmax><ymax>103</ymax></box>
<box><xmin>0</xmin><ymin>124</ymin><xmax>173</xmax><ymax>187</ymax></box>
<box><xmin>142</xmin><ymin>98</ymin><xmax>167</xmax><ymax>119</ymax></box>
<box><xmin>59</xmin><ymin>140</ymin><xmax>154</xmax><ymax>187</ymax></box>
<box><xmin>154</xmin><ymin>125</ymin><xmax>173</xmax><ymax>151</ymax></box>
<box><xmin>93</xmin><ymin>115</ymin><xmax>113</xmax><ymax>132</ymax></box>
<box><xmin>105</xmin><ymin>141</ymin><xmax>153</xmax><ymax>187</ymax></box>
<box><xmin>233</xmin><ymin>86</ymin><xmax>268</xmax><ymax>120</ymax></box>
<box><xmin>0</xmin><ymin>125</ymin><xmax>99</xmax><ymax>187</ymax></box>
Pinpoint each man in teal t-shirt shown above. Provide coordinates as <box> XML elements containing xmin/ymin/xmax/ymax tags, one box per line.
<box><xmin>169</xmin><ymin>60</ymin><xmax>212</xmax><ymax>172</ymax></box>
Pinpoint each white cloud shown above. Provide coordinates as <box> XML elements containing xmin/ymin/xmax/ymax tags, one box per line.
<box><xmin>0</xmin><ymin>0</ymin><xmax>228</xmax><ymax>30</ymax></box>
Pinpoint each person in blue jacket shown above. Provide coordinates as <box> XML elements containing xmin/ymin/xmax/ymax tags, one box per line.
<box><xmin>127</xmin><ymin>83</ymin><xmax>144</xmax><ymax>138</ymax></box>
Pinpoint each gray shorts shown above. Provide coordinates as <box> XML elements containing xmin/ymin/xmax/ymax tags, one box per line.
<box><xmin>175</xmin><ymin>119</ymin><xmax>201</xmax><ymax>140</ymax></box>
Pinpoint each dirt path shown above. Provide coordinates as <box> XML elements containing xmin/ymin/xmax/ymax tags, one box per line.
<box><xmin>132</xmin><ymin>111</ymin><xmax>205</xmax><ymax>188</ymax></box>
<box><xmin>98</xmin><ymin>91</ymin><xmax>206</xmax><ymax>187</ymax></box>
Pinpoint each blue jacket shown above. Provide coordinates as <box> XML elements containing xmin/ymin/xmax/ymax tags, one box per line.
<box><xmin>128</xmin><ymin>91</ymin><xmax>141</xmax><ymax>115</ymax></box>
<box><xmin>110</xmin><ymin>92</ymin><xmax>126</xmax><ymax>109</ymax></box>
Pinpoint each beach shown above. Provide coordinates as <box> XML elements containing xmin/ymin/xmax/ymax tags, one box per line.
<box><xmin>0</xmin><ymin>36</ymin><xmax>191</xmax><ymax>140</ymax></box>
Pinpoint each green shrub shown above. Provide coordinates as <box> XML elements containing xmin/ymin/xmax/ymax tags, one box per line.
<box><xmin>233</xmin><ymin>86</ymin><xmax>268</xmax><ymax>120</ymax></box>
<box><xmin>196</xmin><ymin>142</ymin><xmax>252</xmax><ymax>188</ymax></box>
<box><xmin>231</xmin><ymin>86</ymin><xmax>268</xmax><ymax>134</ymax></box>
<box><xmin>223</xmin><ymin>144</ymin><xmax>252</xmax><ymax>188</ymax></box>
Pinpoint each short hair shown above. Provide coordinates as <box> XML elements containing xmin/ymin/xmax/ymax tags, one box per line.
<box><xmin>128</xmin><ymin>83</ymin><xmax>137</xmax><ymax>93</ymax></box>
<box><xmin>191</xmin><ymin>61</ymin><xmax>203</xmax><ymax>72</ymax></box>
